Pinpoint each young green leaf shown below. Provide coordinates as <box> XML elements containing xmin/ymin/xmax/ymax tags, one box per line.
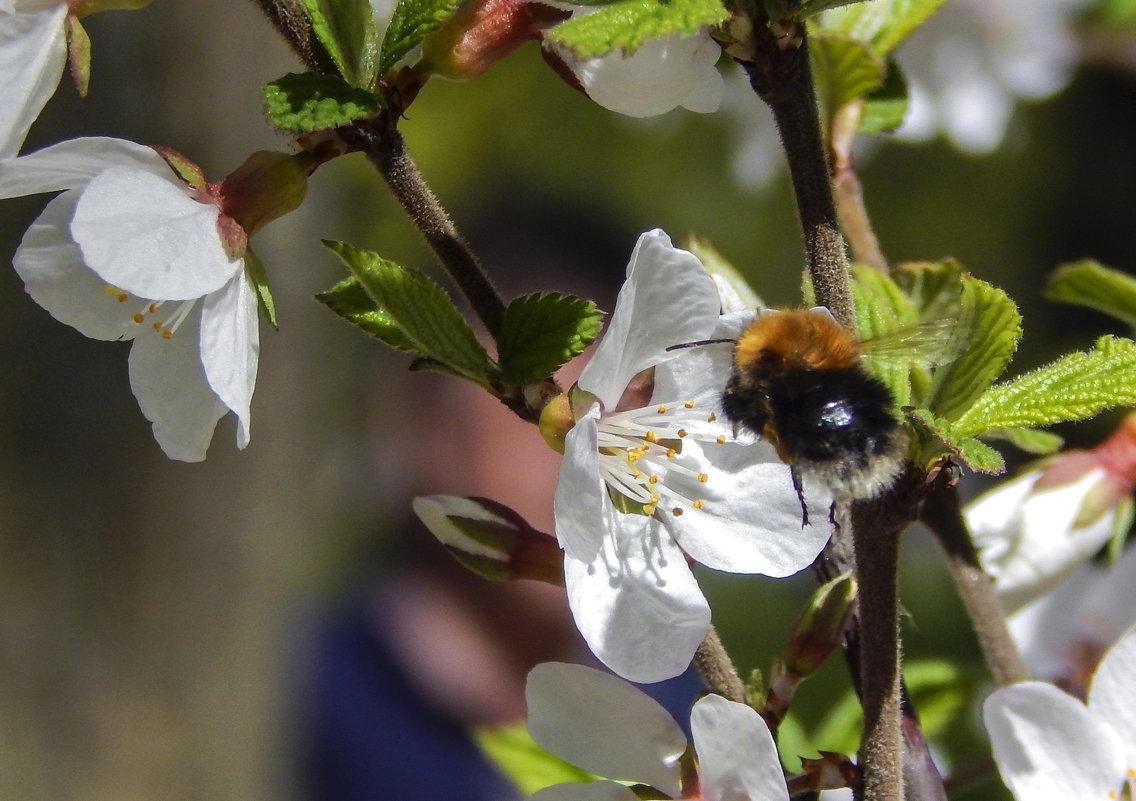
<box><xmin>315</xmin><ymin>276</ymin><xmax>421</xmax><ymax>352</ymax></box>
<box><xmin>859</xmin><ymin>57</ymin><xmax>908</xmax><ymax>134</ymax></box>
<box><xmin>893</xmin><ymin>259</ymin><xmax>965</xmax><ymax>323</ymax></box>
<box><xmin>909</xmin><ymin>408</ymin><xmax>1006</xmax><ymax>474</ymax></box>
<box><xmin>983</xmin><ymin>427</ymin><xmax>1065</xmax><ymax>456</ymax></box>
<box><xmin>544</xmin><ymin>0</ymin><xmax>729</xmax><ymax>59</ymax></box>
<box><xmin>497</xmin><ymin>293</ymin><xmax>603</xmax><ymax>383</ymax></box>
<box><xmin>814</xmin><ymin>0</ymin><xmax>947</xmax><ymax>57</ymax></box>
<box><xmin>1046</xmin><ymin>259</ymin><xmax>1136</xmax><ymax>329</ymax></box>
<box><xmin>927</xmin><ymin>275</ymin><xmax>1021</xmax><ymax>423</ymax></box>
<box><xmin>851</xmin><ymin>265</ymin><xmax>917</xmax><ymax>406</ymax></box>
<box><xmin>324</xmin><ymin>241</ymin><xmax>496</xmax><ymax>385</ymax></box>
<box><xmin>379</xmin><ymin>0</ymin><xmax>465</xmax><ymax>75</ymax></box>
<box><xmin>243</xmin><ymin>248</ymin><xmax>278</xmax><ymax>330</ymax></box>
<box><xmin>810</xmin><ymin>35</ymin><xmax>884</xmax><ymax>128</ymax></box>
<box><xmin>263</xmin><ymin>73</ymin><xmax>382</xmax><ymax>134</ymax></box>
<box><xmin>953</xmin><ymin>336</ymin><xmax>1136</xmax><ymax>437</ymax></box>
<box><xmin>299</xmin><ymin>0</ymin><xmax>380</xmax><ymax>86</ymax></box>
<box><xmin>473</xmin><ymin>723</ymin><xmax>596</xmax><ymax>795</ymax></box>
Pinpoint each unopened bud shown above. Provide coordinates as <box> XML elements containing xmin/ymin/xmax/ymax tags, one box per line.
<box><xmin>215</xmin><ymin>150</ymin><xmax>312</xmax><ymax>239</ymax></box>
<box><xmin>784</xmin><ymin>572</ymin><xmax>856</xmax><ymax>678</ymax></box>
<box><xmin>538</xmin><ymin>393</ymin><xmax>573</xmax><ymax>454</ymax></box>
<box><xmin>413</xmin><ymin>495</ymin><xmax>564</xmax><ymax>585</ymax></box>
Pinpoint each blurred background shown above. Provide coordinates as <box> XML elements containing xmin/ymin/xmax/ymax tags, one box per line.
<box><xmin>1</xmin><ymin>1</ymin><xmax>1134</xmax><ymax>799</ymax></box>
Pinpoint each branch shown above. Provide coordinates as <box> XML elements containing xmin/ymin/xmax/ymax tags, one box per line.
<box><xmin>694</xmin><ymin>626</ymin><xmax>747</xmax><ymax>704</ymax></box>
<box><xmin>247</xmin><ymin>0</ymin><xmax>337</xmax><ymax>74</ymax></box>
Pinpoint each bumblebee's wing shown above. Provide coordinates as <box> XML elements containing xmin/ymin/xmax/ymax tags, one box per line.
<box><xmin>860</xmin><ymin>317</ymin><xmax>963</xmax><ymax>370</ymax></box>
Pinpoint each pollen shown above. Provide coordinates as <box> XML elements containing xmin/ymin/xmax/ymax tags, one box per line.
<box><xmin>692</xmin><ymin>500</ymin><xmax>704</xmax><ymax>510</ymax></box>
<box><xmin>697</xmin><ymin>473</ymin><xmax>708</xmax><ymax>483</ymax></box>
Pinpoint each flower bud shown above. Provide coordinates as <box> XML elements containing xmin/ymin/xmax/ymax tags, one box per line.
<box><xmin>784</xmin><ymin>572</ymin><xmax>856</xmax><ymax>678</ymax></box>
<box><xmin>413</xmin><ymin>495</ymin><xmax>564</xmax><ymax>585</ymax></box>
<box><xmin>214</xmin><ymin>150</ymin><xmax>312</xmax><ymax>243</ymax></box>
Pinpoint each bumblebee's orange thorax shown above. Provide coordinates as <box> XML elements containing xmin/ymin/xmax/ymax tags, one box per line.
<box><xmin>733</xmin><ymin>309</ymin><xmax>861</xmax><ymax>372</ymax></box>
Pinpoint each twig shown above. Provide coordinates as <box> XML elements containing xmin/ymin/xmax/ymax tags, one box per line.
<box><xmin>694</xmin><ymin>626</ymin><xmax>748</xmax><ymax>704</ymax></box>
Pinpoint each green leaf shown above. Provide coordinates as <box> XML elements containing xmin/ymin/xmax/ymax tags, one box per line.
<box><xmin>263</xmin><ymin>72</ymin><xmax>382</xmax><ymax>134</ymax></box>
<box><xmin>315</xmin><ymin>276</ymin><xmax>421</xmax><ymax>352</ymax></box>
<box><xmin>909</xmin><ymin>409</ymin><xmax>1006</xmax><ymax>474</ymax></box>
<box><xmin>300</xmin><ymin>0</ymin><xmax>380</xmax><ymax>86</ymax></box>
<box><xmin>859</xmin><ymin>57</ymin><xmax>908</xmax><ymax>134</ymax></box>
<box><xmin>324</xmin><ymin>241</ymin><xmax>495</xmax><ymax>385</ymax></box>
<box><xmin>1046</xmin><ymin>259</ymin><xmax>1136</xmax><ymax>330</ymax></box>
<box><xmin>473</xmin><ymin>723</ymin><xmax>596</xmax><ymax>795</ymax></box>
<box><xmin>379</xmin><ymin>0</ymin><xmax>465</xmax><ymax>75</ymax></box>
<box><xmin>544</xmin><ymin>0</ymin><xmax>730</xmax><ymax>59</ymax></box>
<box><xmin>810</xmin><ymin>35</ymin><xmax>884</xmax><ymax>128</ymax></box>
<box><xmin>953</xmin><ymin>336</ymin><xmax>1136</xmax><ymax>437</ymax></box>
<box><xmin>982</xmin><ymin>427</ymin><xmax>1064</xmax><ymax>456</ymax></box>
<box><xmin>814</xmin><ymin>0</ymin><xmax>947</xmax><ymax>57</ymax></box>
<box><xmin>851</xmin><ymin>265</ymin><xmax>917</xmax><ymax>406</ymax></box>
<box><xmin>927</xmin><ymin>275</ymin><xmax>1021</xmax><ymax>423</ymax></box>
<box><xmin>497</xmin><ymin>293</ymin><xmax>603</xmax><ymax>383</ymax></box>
<box><xmin>243</xmin><ymin>248</ymin><xmax>278</xmax><ymax>330</ymax></box>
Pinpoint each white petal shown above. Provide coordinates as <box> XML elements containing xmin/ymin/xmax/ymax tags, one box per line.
<box><xmin>564</xmin><ymin>510</ymin><xmax>710</xmax><ymax>683</ymax></box>
<box><xmin>0</xmin><ymin>4</ymin><xmax>67</xmax><ymax>159</ymax></box>
<box><xmin>555</xmin><ymin>404</ymin><xmax>607</xmax><ymax>562</ymax></box>
<box><xmin>13</xmin><ymin>190</ymin><xmax>141</xmax><ymax>340</ymax></box>
<box><xmin>530</xmin><ymin>780</ymin><xmax>641</xmax><ymax>801</ymax></box>
<box><xmin>0</xmin><ymin>136</ymin><xmax>168</xmax><ymax>197</ymax></box>
<box><xmin>690</xmin><ymin>695</ymin><xmax>789</xmax><ymax>801</ymax></box>
<box><xmin>579</xmin><ymin>230</ymin><xmax>719</xmax><ymax>408</ymax></box>
<box><xmin>968</xmin><ymin>467</ymin><xmax>1116</xmax><ymax>613</ymax></box>
<box><xmin>652</xmin><ymin>309</ymin><xmax>755</xmax><ymax>402</ymax></box>
<box><xmin>1088</xmin><ymin>623</ymin><xmax>1136</xmax><ymax>768</ymax></box>
<box><xmin>665</xmin><ymin>440</ymin><xmax>831</xmax><ymax>576</ymax></box>
<box><xmin>128</xmin><ymin>308</ymin><xmax>228</xmax><ymax>461</ymax></box>
<box><xmin>526</xmin><ymin>662</ymin><xmax>687</xmax><ymax>796</ymax></box>
<box><xmin>200</xmin><ymin>269</ymin><xmax>258</xmax><ymax>449</ymax></box>
<box><xmin>984</xmin><ymin>682</ymin><xmax>1128</xmax><ymax>801</ymax></box>
<box><xmin>571</xmin><ymin>32</ymin><xmax>723</xmax><ymax>118</ymax></box>
<box><xmin>71</xmin><ymin>165</ymin><xmax>239</xmax><ymax>300</ymax></box>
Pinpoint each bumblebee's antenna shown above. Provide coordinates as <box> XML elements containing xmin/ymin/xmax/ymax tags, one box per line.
<box><xmin>665</xmin><ymin>338</ymin><xmax>735</xmax><ymax>352</ymax></box>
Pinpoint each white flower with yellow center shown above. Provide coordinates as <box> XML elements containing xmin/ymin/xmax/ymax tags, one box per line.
<box><xmin>554</xmin><ymin>229</ymin><xmax>832</xmax><ymax>683</ymax></box>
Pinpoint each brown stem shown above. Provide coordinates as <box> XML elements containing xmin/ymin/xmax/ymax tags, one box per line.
<box><xmin>345</xmin><ymin>116</ymin><xmax>508</xmax><ymax>339</ymax></box>
<box><xmin>741</xmin><ymin>24</ymin><xmax>853</xmax><ymax>328</ymax></box>
<box><xmin>693</xmin><ymin>626</ymin><xmax>747</xmax><ymax>704</ymax></box>
<box><xmin>247</xmin><ymin>0</ymin><xmax>336</xmax><ymax>74</ymax></box>
<box><xmin>921</xmin><ymin>483</ymin><xmax>1029</xmax><ymax>686</ymax></box>
<box><xmin>830</xmin><ymin>100</ymin><xmax>887</xmax><ymax>272</ymax></box>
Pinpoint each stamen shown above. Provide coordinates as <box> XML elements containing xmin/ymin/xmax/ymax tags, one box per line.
<box><xmin>677</xmin><ymin>429</ymin><xmax>688</xmax><ymax>438</ymax></box>
<box><xmin>707</xmin><ymin>412</ymin><xmax>717</xmax><ymax>422</ymax></box>
<box><xmin>697</xmin><ymin>473</ymin><xmax>708</xmax><ymax>483</ymax></box>
<box><xmin>693</xmin><ymin>500</ymin><xmax>704</xmax><ymax>510</ymax></box>
<box><xmin>716</xmin><ymin>435</ymin><xmax>727</xmax><ymax>445</ymax></box>
<box><xmin>648</xmin><ymin>475</ymin><xmax>658</xmax><ymax>484</ymax></box>
<box><xmin>645</xmin><ymin>430</ymin><xmax>659</xmax><ymax>444</ymax></box>
<box><xmin>683</xmin><ymin>400</ymin><xmax>694</xmax><ymax>409</ymax></box>
<box><xmin>665</xmin><ymin>448</ymin><xmax>676</xmax><ymax>458</ymax></box>
<box><xmin>657</xmin><ymin>404</ymin><xmax>667</xmax><ymax>414</ymax></box>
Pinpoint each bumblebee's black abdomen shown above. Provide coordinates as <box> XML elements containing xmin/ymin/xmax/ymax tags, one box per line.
<box><xmin>767</xmin><ymin>367</ymin><xmax>899</xmax><ymax>470</ymax></box>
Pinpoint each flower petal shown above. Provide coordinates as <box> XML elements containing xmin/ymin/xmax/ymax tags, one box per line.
<box><xmin>199</xmin><ymin>269</ymin><xmax>258</xmax><ymax>449</ymax></box>
<box><xmin>0</xmin><ymin>136</ymin><xmax>168</xmax><ymax>197</ymax></box>
<box><xmin>570</xmin><ymin>32</ymin><xmax>723</xmax><ymax>118</ymax></box>
<box><xmin>564</xmin><ymin>509</ymin><xmax>710</xmax><ymax>683</ymax></box>
<box><xmin>13</xmin><ymin>190</ymin><xmax>141</xmax><ymax>340</ymax></box>
<box><xmin>0</xmin><ymin>3</ymin><xmax>67</xmax><ymax>159</ymax></box>
<box><xmin>1088</xmin><ymin>623</ymin><xmax>1136</xmax><ymax>768</ymax></box>
<box><xmin>578</xmin><ymin>230</ymin><xmax>719</xmax><ymax>408</ymax></box>
<box><xmin>530</xmin><ymin>780</ymin><xmax>641</xmax><ymax>801</ymax></box>
<box><xmin>555</xmin><ymin>403</ymin><xmax>607</xmax><ymax>562</ymax></box>
<box><xmin>690</xmin><ymin>694</ymin><xmax>789</xmax><ymax>801</ymax></box>
<box><xmin>665</xmin><ymin>440</ymin><xmax>831</xmax><ymax>576</ymax></box>
<box><xmin>128</xmin><ymin>307</ymin><xmax>228</xmax><ymax>461</ymax></box>
<box><xmin>526</xmin><ymin>662</ymin><xmax>687</xmax><ymax>796</ymax></box>
<box><xmin>984</xmin><ymin>682</ymin><xmax>1128</xmax><ymax>801</ymax></box>
<box><xmin>72</xmin><ymin>165</ymin><xmax>239</xmax><ymax>300</ymax></box>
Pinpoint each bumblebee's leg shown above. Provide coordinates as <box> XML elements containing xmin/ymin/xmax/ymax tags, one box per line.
<box><xmin>790</xmin><ymin>465</ymin><xmax>809</xmax><ymax>527</ymax></box>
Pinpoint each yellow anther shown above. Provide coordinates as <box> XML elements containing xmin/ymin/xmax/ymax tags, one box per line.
<box><xmin>631</xmin><ymin>467</ymin><xmax>642</xmax><ymax>478</ymax></box>
<box><xmin>161</xmin><ymin>329</ymin><xmax>172</xmax><ymax>340</ymax></box>
<box><xmin>671</xmin><ymin>507</ymin><xmax>683</xmax><ymax>517</ymax></box>
<box><xmin>707</xmin><ymin>412</ymin><xmax>717</xmax><ymax>422</ymax></box>
<box><xmin>645</xmin><ymin>430</ymin><xmax>659</xmax><ymax>444</ymax></box>
<box><xmin>116</xmin><ymin>293</ymin><xmax>127</xmax><ymax>302</ymax></box>
<box><xmin>152</xmin><ymin>322</ymin><xmax>162</xmax><ymax>331</ymax></box>
<box><xmin>148</xmin><ymin>303</ymin><xmax>159</xmax><ymax>313</ymax></box>
<box><xmin>643</xmin><ymin>500</ymin><xmax>658</xmax><ymax>515</ymax></box>
<box><xmin>693</xmin><ymin>500</ymin><xmax>704</xmax><ymax>510</ymax></box>
<box><xmin>665</xmin><ymin>448</ymin><xmax>676</xmax><ymax>458</ymax></box>
<box><xmin>657</xmin><ymin>404</ymin><xmax>667</xmax><ymax>414</ymax></box>
<box><xmin>132</xmin><ymin>313</ymin><xmax>145</xmax><ymax>324</ymax></box>
<box><xmin>683</xmin><ymin>400</ymin><xmax>694</xmax><ymax>409</ymax></box>
<box><xmin>697</xmin><ymin>473</ymin><xmax>708</xmax><ymax>483</ymax></box>
<box><xmin>648</xmin><ymin>474</ymin><xmax>658</xmax><ymax>484</ymax></box>
<box><xmin>677</xmin><ymin>429</ymin><xmax>688</xmax><ymax>438</ymax></box>
<box><xmin>716</xmin><ymin>435</ymin><xmax>727</xmax><ymax>445</ymax></box>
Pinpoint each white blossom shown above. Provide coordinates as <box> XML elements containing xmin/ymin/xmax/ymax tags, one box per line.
<box><xmin>0</xmin><ymin>0</ymin><xmax>68</xmax><ymax>158</ymax></box>
<box><xmin>0</xmin><ymin>137</ymin><xmax>259</xmax><ymax>461</ymax></box>
<box><xmin>555</xmin><ymin>229</ymin><xmax>831</xmax><ymax>683</ymax></box>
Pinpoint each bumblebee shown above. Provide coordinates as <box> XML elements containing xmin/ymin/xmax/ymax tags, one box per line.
<box><xmin>720</xmin><ymin>308</ymin><xmax>907</xmax><ymax>512</ymax></box>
